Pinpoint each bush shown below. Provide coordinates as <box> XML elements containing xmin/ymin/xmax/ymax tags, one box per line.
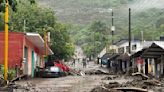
<box><xmin>8</xmin><ymin>69</ymin><xmax>16</xmax><ymax>81</ymax></box>
<box><xmin>0</xmin><ymin>65</ymin><xmax>16</xmax><ymax>81</ymax></box>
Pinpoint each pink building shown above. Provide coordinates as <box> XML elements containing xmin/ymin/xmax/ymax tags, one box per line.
<box><xmin>0</xmin><ymin>32</ymin><xmax>53</xmax><ymax>77</ymax></box>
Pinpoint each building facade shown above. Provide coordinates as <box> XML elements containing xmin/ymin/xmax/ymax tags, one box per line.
<box><xmin>0</xmin><ymin>32</ymin><xmax>53</xmax><ymax>77</ymax></box>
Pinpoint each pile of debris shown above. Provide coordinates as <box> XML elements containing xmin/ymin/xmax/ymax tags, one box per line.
<box><xmin>91</xmin><ymin>72</ymin><xmax>164</xmax><ymax>92</ymax></box>
<box><xmin>91</xmin><ymin>82</ymin><xmax>123</xmax><ymax>92</ymax></box>
<box><xmin>101</xmin><ymin>75</ymin><xmax>119</xmax><ymax>80</ymax></box>
<box><xmin>85</xmin><ymin>69</ymin><xmax>109</xmax><ymax>75</ymax></box>
<box><xmin>0</xmin><ymin>76</ymin><xmax>6</xmax><ymax>87</ymax></box>
<box><xmin>0</xmin><ymin>82</ymin><xmax>40</xmax><ymax>92</ymax></box>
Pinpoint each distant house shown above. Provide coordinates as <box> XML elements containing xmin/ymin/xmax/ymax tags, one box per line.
<box><xmin>102</xmin><ymin>38</ymin><xmax>164</xmax><ymax>77</ymax></box>
<box><xmin>98</xmin><ymin>47</ymin><xmax>107</xmax><ymax>64</ymax></box>
<box><xmin>0</xmin><ymin>32</ymin><xmax>53</xmax><ymax>77</ymax></box>
<box><xmin>131</xmin><ymin>41</ymin><xmax>164</xmax><ymax>78</ymax></box>
<box><xmin>107</xmin><ymin>39</ymin><xmax>141</xmax><ymax>72</ymax></box>
<box><xmin>114</xmin><ymin>39</ymin><xmax>142</xmax><ymax>54</ymax></box>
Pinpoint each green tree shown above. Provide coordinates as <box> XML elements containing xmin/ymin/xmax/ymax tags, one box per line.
<box><xmin>8</xmin><ymin>0</ymin><xmax>74</xmax><ymax>60</ymax></box>
<box><xmin>79</xmin><ymin>20</ymin><xmax>108</xmax><ymax>57</ymax></box>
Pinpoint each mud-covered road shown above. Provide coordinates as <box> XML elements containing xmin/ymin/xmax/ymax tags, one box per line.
<box><xmin>13</xmin><ymin>61</ymin><xmax>107</xmax><ymax>92</ymax></box>
<box><xmin>14</xmin><ymin>75</ymin><xmax>105</xmax><ymax>92</ymax></box>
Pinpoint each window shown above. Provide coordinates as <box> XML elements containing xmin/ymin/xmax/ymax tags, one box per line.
<box><xmin>118</xmin><ymin>47</ymin><xmax>124</xmax><ymax>53</ymax></box>
<box><xmin>126</xmin><ymin>46</ymin><xmax>129</xmax><ymax>53</ymax></box>
<box><xmin>132</xmin><ymin>44</ymin><xmax>137</xmax><ymax>50</ymax></box>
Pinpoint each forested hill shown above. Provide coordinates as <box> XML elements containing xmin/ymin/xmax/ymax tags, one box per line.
<box><xmin>38</xmin><ymin>0</ymin><xmax>164</xmax><ymax>26</ymax></box>
<box><xmin>37</xmin><ymin>0</ymin><xmax>164</xmax><ymax>57</ymax></box>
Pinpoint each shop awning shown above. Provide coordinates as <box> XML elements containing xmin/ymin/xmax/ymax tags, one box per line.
<box><xmin>25</xmin><ymin>33</ymin><xmax>54</xmax><ymax>55</ymax></box>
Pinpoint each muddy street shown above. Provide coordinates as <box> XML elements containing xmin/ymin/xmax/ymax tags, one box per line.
<box><xmin>13</xmin><ymin>61</ymin><xmax>109</xmax><ymax>92</ymax></box>
<box><xmin>14</xmin><ymin>75</ymin><xmax>106</xmax><ymax>92</ymax></box>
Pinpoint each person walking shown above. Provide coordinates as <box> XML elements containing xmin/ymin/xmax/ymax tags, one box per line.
<box><xmin>72</xmin><ymin>59</ymin><xmax>76</xmax><ymax>67</ymax></box>
<box><xmin>82</xmin><ymin>58</ymin><xmax>87</xmax><ymax>68</ymax></box>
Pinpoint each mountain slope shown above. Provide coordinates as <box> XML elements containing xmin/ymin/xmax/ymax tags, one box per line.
<box><xmin>38</xmin><ymin>0</ymin><xmax>164</xmax><ymax>26</ymax></box>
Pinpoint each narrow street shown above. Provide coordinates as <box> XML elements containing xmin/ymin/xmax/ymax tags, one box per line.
<box><xmin>1</xmin><ymin>1</ymin><xmax>164</xmax><ymax>92</ymax></box>
<box><xmin>13</xmin><ymin>61</ymin><xmax>108</xmax><ymax>92</ymax></box>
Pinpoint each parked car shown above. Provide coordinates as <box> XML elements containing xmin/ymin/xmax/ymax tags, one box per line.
<box><xmin>41</xmin><ymin>66</ymin><xmax>65</xmax><ymax>78</ymax></box>
<box><xmin>101</xmin><ymin>59</ymin><xmax>108</xmax><ymax>65</ymax></box>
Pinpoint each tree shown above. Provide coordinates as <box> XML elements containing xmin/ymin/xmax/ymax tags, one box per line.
<box><xmin>9</xmin><ymin>0</ymin><xmax>75</xmax><ymax>60</ymax></box>
<box><xmin>77</xmin><ymin>20</ymin><xmax>108</xmax><ymax>57</ymax></box>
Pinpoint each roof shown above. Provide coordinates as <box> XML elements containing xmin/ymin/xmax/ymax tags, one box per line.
<box><xmin>101</xmin><ymin>53</ymin><xmax>112</xmax><ymax>60</ymax></box>
<box><xmin>141</xmin><ymin>42</ymin><xmax>164</xmax><ymax>58</ymax></box>
<box><xmin>114</xmin><ymin>38</ymin><xmax>140</xmax><ymax>46</ymax></box>
<box><xmin>108</xmin><ymin>54</ymin><xmax>120</xmax><ymax>61</ymax></box>
<box><xmin>101</xmin><ymin>53</ymin><xmax>120</xmax><ymax>61</ymax></box>
<box><xmin>117</xmin><ymin>53</ymin><xmax>130</xmax><ymax>61</ymax></box>
<box><xmin>130</xmin><ymin>48</ymin><xmax>146</xmax><ymax>58</ymax></box>
<box><xmin>26</xmin><ymin>33</ymin><xmax>54</xmax><ymax>55</ymax></box>
<box><xmin>152</xmin><ymin>41</ymin><xmax>164</xmax><ymax>49</ymax></box>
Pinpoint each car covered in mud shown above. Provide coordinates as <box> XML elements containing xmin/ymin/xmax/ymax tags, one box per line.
<box><xmin>41</xmin><ymin>66</ymin><xmax>65</xmax><ymax>78</ymax></box>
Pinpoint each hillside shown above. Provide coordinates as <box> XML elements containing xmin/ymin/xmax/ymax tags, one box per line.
<box><xmin>38</xmin><ymin>0</ymin><xmax>164</xmax><ymax>25</ymax></box>
<box><xmin>37</xmin><ymin>0</ymin><xmax>164</xmax><ymax>57</ymax></box>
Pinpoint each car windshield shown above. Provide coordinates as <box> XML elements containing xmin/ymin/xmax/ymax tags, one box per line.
<box><xmin>50</xmin><ymin>67</ymin><xmax>60</xmax><ymax>72</ymax></box>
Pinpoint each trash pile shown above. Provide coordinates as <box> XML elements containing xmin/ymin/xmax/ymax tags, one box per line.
<box><xmin>91</xmin><ymin>72</ymin><xmax>164</xmax><ymax>92</ymax></box>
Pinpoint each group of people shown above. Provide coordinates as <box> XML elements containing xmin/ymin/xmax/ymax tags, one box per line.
<box><xmin>72</xmin><ymin>58</ymin><xmax>88</xmax><ymax>68</ymax></box>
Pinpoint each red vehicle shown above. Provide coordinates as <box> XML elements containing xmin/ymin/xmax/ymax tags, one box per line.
<box><xmin>54</xmin><ymin>60</ymin><xmax>70</xmax><ymax>73</ymax></box>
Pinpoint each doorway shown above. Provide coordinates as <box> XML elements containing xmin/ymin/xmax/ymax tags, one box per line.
<box><xmin>31</xmin><ymin>50</ymin><xmax>35</xmax><ymax>78</ymax></box>
<box><xmin>23</xmin><ymin>47</ymin><xmax>28</xmax><ymax>75</ymax></box>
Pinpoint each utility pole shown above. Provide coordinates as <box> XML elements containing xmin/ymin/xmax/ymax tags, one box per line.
<box><xmin>111</xmin><ymin>10</ymin><xmax>115</xmax><ymax>44</ymax></box>
<box><xmin>4</xmin><ymin>0</ymin><xmax>9</xmax><ymax>81</ymax></box>
<box><xmin>111</xmin><ymin>9</ymin><xmax>115</xmax><ymax>53</ymax></box>
<box><xmin>128</xmin><ymin>8</ymin><xmax>131</xmax><ymax>55</ymax></box>
<box><xmin>141</xmin><ymin>31</ymin><xmax>144</xmax><ymax>44</ymax></box>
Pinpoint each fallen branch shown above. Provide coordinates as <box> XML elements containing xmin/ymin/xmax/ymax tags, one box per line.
<box><xmin>114</xmin><ymin>87</ymin><xmax>148</xmax><ymax>92</ymax></box>
<box><xmin>132</xmin><ymin>72</ymin><xmax>149</xmax><ymax>80</ymax></box>
<box><xmin>11</xmin><ymin>75</ymin><xmax>28</xmax><ymax>82</ymax></box>
<box><xmin>143</xmin><ymin>79</ymin><xmax>161</xmax><ymax>86</ymax></box>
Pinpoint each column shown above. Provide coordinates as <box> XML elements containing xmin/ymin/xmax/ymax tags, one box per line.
<box><xmin>152</xmin><ymin>58</ymin><xmax>156</xmax><ymax>76</ymax></box>
<box><xmin>143</xmin><ymin>59</ymin><xmax>145</xmax><ymax>74</ymax></box>
<box><xmin>148</xmin><ymin>58</ymin><xmax>151</xmax><ymax>74</ymax></box>
<box><xmin>161</xmin><ymin>55</ymin><xmax>164</xmax><ymax>75</ymax></box>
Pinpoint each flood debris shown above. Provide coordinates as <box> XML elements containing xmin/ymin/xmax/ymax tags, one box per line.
<box><xmin>101</xmin><ymin>75</ymin><xmax>119</xmax><ymax>80</ymax></box>
<box><xmin>85</xmin><ymin>69</ymin><xmax>109</xmax><ymax>75</ymax></box>
<box><xmin>104</xmin><ymin>82</ymin><xmax>120</xmax><ymax>89</ymax></box>
<box><xmin>0</xmin><ymin>82</ymin><xmax>40</xmax><ymax>92</ymax></box>
<box><xmin>69</xmin><ymin>69</ymin><xmax>84</xmax><ymax>76</ymax></box>
<box><xmin>90</xmin><ymin>86</ymin><xmax>123</xmax><ymax>92</ymax></box>
<box><xmin>0</xmin><ymin>76</ymin><xmax>6</xmax><ymax>87</ymax></box>
<box><xmin>91</xmin><ymin>73</ymin><xmax>164</xmax><ymax>92</ymax></box>
<box><xmin>132</xmin><ymin>72</ymin><xmax>149</xmax><ymax>80</ymax></box>
<box><xmin>143</xmin><ymin>79</ymin><xmax>161</xmax><ymax>86</ymax></box>
<box><xmin>11</xmin><ymin>75</ymin><xmax>28</xmax><ymax>82</ymax></box>
<box><xmin>114</xmin><ymin>87</ymin><xmax>148</xmax><ymax>92</ymax></box>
